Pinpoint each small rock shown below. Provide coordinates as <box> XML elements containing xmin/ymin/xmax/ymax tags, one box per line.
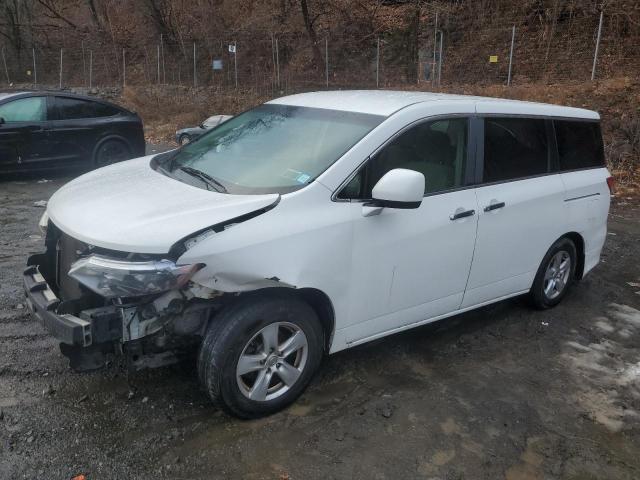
<box><xmin>42</xmin><ymin>372</ymin><xmax>49</xmax><ymax>377</ymax></box>
<box><xmin>127</xmin><ymin>390</ymin><xmax>135</xmax><ymax>400</ymax></box>
<box><xmin>37</xmin><ymin>179</ymin><xmax>51</xmax><ymax>184</ymax></box>
<box><xmin>377</xmin><ymin>403</ymin><xmax>394</xmax><ymax>419</ymax></box>
<box><xmin>15</xmin><ymin>303</ymin><xmax>24</xmax><ymax>310</ymax></box>
<box><xmin>142</xmin><ymin>396</ymin><xmax>149</xmax><ymax>403</ymax></box>
<box><xmin>27</xmin><ymin>435</ymin><xmax>34</xmax><ymax>444</ymax></box>
<box><xmin>33</xmin><ymin>200</ymin><xmax>47</xmax><ymax>208</ymax></box>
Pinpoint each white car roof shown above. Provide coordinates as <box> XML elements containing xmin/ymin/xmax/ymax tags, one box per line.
<box><xmin>267</xmin><ymin>90</ymin><xmax>599</xmax><ymax>120</ymax></box>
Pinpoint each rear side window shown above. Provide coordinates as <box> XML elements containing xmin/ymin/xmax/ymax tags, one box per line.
<box><xmin>56</xmin><ymin>97</ymin><xmax>120</xmax><ymax>120</ymax></box>
<box><xmin>483</xmin><ymin>118</ymin><xmax>549</xmax><ymax>183</ymax></box>
<box><xmin>0</xmin><ymin>97</ymin><xmax>46</xmax><ymax>122</ymax></box>
<box><xmin>554</xmin><ymin>120</ymin><xmax>604</xmax><ymax>170</ymax></box>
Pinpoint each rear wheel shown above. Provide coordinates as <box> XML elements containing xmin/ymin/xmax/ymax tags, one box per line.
<box><xmin>197</xmin><ymin>295</ymin><xmax>324</xmax><ymax>418</ymax></box>
<box><xmin>529</xmin><ymin>237</ymin><xmax>577</xmax><ymax>309</ymax></box>
<box><xmin>94</xmin><ymin>139</ymin><xmax>130</xmax><ymax>168</ymax></box>
<box><xmin>179</xmin><ymin>134</ymin><xmax>191</xmax><ymax>146</ymax></box>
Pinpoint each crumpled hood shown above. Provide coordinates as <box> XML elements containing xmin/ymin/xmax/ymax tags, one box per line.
<box><xmin>47</xmin><ymin>156</ymin><xmax>279</xmax><ymax>254</ymax></box>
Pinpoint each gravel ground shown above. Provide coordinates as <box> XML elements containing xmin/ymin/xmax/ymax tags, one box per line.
<box><xmin>1</xmin><ymin>159</ymin><xmax>639</xmax><ymax>480</ymax></box>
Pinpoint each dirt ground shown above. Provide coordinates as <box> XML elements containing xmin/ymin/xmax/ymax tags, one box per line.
<box><xmin>1</xmin><ymin>160</ymin><xmax>639</xmax><ymax>480</ymax></box>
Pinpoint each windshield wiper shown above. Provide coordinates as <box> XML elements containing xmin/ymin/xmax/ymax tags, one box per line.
<box><xmin>178</xmin><ymin>166</ymin><xmax>228</xmax><ymax>193</ymax></box>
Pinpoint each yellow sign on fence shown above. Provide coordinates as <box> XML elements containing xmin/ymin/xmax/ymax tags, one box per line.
<box><xmin>489</xmin><ymin>55</ymin><xmax>498</xmax><ymax>63</ymax></box>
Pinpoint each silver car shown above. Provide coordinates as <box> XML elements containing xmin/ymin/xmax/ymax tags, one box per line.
<box><xmin>175</xmin><ymin>114</ymin><xmax>232</xmax><ymax>145</ymax></box>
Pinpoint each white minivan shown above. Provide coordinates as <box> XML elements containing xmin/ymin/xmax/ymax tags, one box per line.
<box><xmin>24</xmin><ymin>91</ymin><xmax>612</xmax><ymax>417</ymax></box>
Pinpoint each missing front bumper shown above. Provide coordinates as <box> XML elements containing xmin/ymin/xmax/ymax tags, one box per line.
<box><xmin>23</xmin><ymin>265</ymin><xmax>122</xmax><ymax>347</ymax></box>
<box><xmin>24</xmin><ymin>265</ymin><xmax>93</xmax><ymax>346</ymax></box>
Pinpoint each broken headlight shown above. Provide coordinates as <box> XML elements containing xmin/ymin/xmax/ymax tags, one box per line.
<box><xmin>68</xmin><ymin>255</ymin><xmax>203</xmax><ymax>298</ymax></box>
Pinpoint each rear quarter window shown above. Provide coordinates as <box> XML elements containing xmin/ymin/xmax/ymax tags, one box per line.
<box><xmin>554</xmin><ymin>120</ymin><xmax>604</xmax><ymax>171</ymax></box>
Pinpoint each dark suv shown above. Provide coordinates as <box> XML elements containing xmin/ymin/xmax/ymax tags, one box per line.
<box><xmin>0</xmin><ymin>91</ymin><xmax>145</xmax><ymax>173</ymax></box>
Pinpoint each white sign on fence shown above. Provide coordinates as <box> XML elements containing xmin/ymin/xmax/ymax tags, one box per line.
<box><xmin>228</xmin><ymin>44</ymin><xmax>236</xmax><ymax>53</ymax></box>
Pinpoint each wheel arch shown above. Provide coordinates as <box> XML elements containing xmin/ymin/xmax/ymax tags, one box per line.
<box><xmin>559</xmin><ymin>231</ymin><xmax>585</xmax><ymax>280</ymax></box>
<box><xmin>91</xmin><ymin>134</ymin><xmax>132</xmax><ymax>164</ymax></box>
<box><xmin>232</xmin><ymin>287</ymin><xmax>336</xmax><ymax>354</ymax></box>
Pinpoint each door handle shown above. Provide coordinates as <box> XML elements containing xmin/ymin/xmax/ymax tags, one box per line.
<box><xmin>449</xmin><ymin>209</ymin><xmax>475</xmax><ymax>221</ymax></box>
<box><xmin>483</xmin><ymin>201</ymin><xmax>506</xmax><ymax>212</ymax></box>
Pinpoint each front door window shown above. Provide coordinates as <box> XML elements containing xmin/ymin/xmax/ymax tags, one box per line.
<box><xmin>339</xmin><ymin>117</ymin><xmax>468</xmax><ymax>199</ymax></box>
<box><xmin>0</xmin><ymin>97</ymin><xmax>46</xmax><ymax>122</ymax></box>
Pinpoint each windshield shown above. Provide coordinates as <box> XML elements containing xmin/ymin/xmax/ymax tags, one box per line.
<box><xmin>157</xmin><ymin>104</ymin><xmax>384</xmax><ymax>194</ymax></box>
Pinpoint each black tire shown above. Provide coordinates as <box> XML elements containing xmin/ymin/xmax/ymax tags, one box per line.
<box><xmin>529</xmin><ymin>237</ymin><xmax>577</xmax><ymax>309</ymax></box>
<box><xmin>94</xmin><ymin>139</ymin><xmax>130</xmax><ymax>168</ymax></box>
<box><xmin>179</xmin><ymin>134</ymin><xmax>191</xmax><ymax>146</ymax></box>
<box><xmin>197</xmin><ymin>295</ymin><xmax>324</xmax><ymax>418</ymax></box>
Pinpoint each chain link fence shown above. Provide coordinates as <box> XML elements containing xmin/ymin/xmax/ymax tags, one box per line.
<box><xmin>1</xmin><ymin>11</ymin><xmax>637</xmax><ymax>93</ymax></box>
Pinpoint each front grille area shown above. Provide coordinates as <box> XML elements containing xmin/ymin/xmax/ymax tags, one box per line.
<box><xmin>39</xmin><ymin>221</ymin><xmax>166</xmax><ymax>312</ymax></box>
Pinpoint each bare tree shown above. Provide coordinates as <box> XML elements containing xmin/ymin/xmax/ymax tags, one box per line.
<box><xmin>36</xmin><ymin>0</ymin><xmax>80</xmax><ymax>30</ymax></box>
<box><xmin>299</xmin><ymin>0</ymin><xmax>325</xmax><ymax>71</ymax></box>
<box><xmin>85</xmin><ymin>0</ymin><xmax>105</xmax><ymax>31</ymax></box>
<box><xmin>0</xmin><ymin>0</ymin><xmax>32</xmax><ymax>57</ymax></box>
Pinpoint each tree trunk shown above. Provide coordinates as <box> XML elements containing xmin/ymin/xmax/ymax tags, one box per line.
<box><xmin>300</xmin><ymin>0</ymin><xmax>324</xmax><ymax>71</ymax></box>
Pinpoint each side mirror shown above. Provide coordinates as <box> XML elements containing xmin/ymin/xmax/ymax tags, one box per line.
<box><xmin>363</xmin><ymin>169</ymin><xmax>424</xmax><ymax>216</ymax></box>
<box><xmin>0</xmin><ymin>117</ymin><xmax>5</xmax><ymax>125</ymax></box>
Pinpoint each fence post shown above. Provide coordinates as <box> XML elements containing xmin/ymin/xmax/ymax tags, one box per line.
<box><xmin>122</xmin><ymin>49</ymin><xmax>126</xmax><ymax>87</ymax></box>
<box><xmin>275</xmin><ymin>37</ymin><xmax>280</xmax><ymax>88</ymax></box>
<box><xmin>157</xmin><ymin>44</ymin><xmax>161</xmax><ymax>84</ymax></box>
<box><xmin>32</xmin><ymin>48</ymin><xmax>37</xmax><ymax>88</ymax></box>
<box><xmin>160</xmin><ymin>34</ymin><xmax>166</xmax><ymax>84</ymax></box>
<box><xmin>89</xmin><ymin>50</ymin><xmax>93</xmax><ymax>88</ymax></box>
<box><xmin>507</xmin><ymin>25</ymin><xmax>516</xmax><ymax>86</ymax></box>
<box><xmin>81</xmin><ymin>40</ymin><xmax>86</xmax><ymax>86</ymax></box>
<box><xmin>437</xmin><ymin>32</ymin><xmax>443</xmax><ymax>86</ymax></box>
<box><xmin>376</xmin><ymin>36</ymin><xmax>380</xmax><ymax>88</ymax></box>
<box><xmin>591</xmin><ymin>10</ymin><xmax>604</xmax><ymax>81</ymax></box>
<box><xmin>234</xmin><ymin>41</ymin><xmax>238</xmax><ymax>89</ymax></box>
<box><xmin>432</xmin><ymin>11</ymin><xmax>438</xmax><ymax>87</ymax></box>
<box><xmin>59</xmin><ymin>49</ymin><xmax>63</xmax><ymax>89</ymax></box>
<box><xmin>325</xmin><ymin>37</ymin><xmax>329</xmax><ymax>87</ymax></box>
<box><xmin>271</xmin><ymin>34</ymin><xmax>276</xmax><ymax>89</ymax></box>
<box><xmin>193</xmin><ymin>42</ymin><xmax>196</xmax><ymax>87</ymax></box>
<box><xmin>1</xmin><ymin>48</ymin><xmax>9</xmax><ymax>85</ymax></box>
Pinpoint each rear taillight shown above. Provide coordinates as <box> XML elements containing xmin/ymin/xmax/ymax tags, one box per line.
<box><xmin>606</xmin><ymin>176</ymin><xmax>615</xmax><ymax>195</ymax></box>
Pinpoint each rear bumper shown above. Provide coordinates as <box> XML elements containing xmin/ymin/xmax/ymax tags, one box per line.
<box><xmin>23</xmin><ymin>265</ymin><xmax>93</xmax><ymax>346</ymax></box>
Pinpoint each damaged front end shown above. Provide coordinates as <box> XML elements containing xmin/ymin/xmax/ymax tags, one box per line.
<box><xmin>24</xmin><ymin>222</ymin><xmax>218</xmax><ymax>372</ymax></box>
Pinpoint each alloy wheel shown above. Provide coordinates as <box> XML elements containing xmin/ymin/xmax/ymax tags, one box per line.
<box><xmin>236</xmin><ymin>322</ymin><xmax>308</xmax><ymax>402</ymax></box>
<box><xmin>543</xmin><ymin>250</ymin><xmax>571</xmax><ymax>300</ymax></box>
